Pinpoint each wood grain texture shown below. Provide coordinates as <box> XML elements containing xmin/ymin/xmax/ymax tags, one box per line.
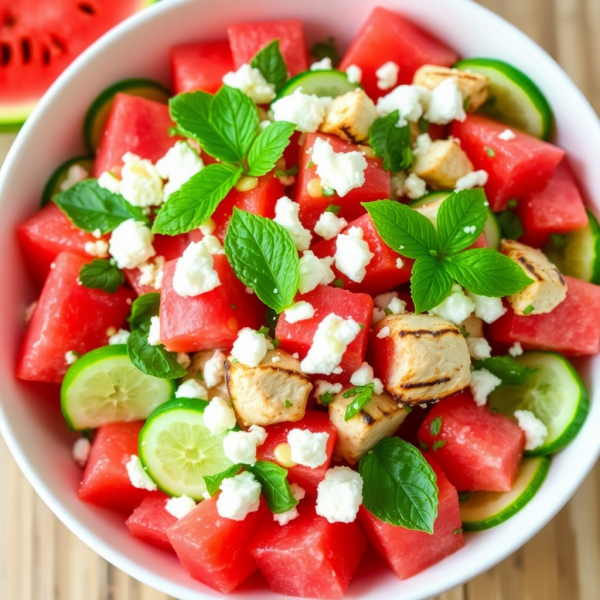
<box><xmin>1</xmin><ymin>0</ymin><xmax>599</xmax><ymax>598</ymax></box>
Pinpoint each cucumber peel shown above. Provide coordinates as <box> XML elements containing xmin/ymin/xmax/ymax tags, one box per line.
<box><xmin>275</xmin><ymin>69</ymin><xmax>359</xmax><ymax>101</ymax></box>
<box><xmin>41</xmin><ymin>155</ymin><xmax>94</xmax><ymax>207</ymax></box>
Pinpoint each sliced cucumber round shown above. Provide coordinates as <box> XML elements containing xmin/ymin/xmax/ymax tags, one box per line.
<box><xmin>460</xmin><ymin>456</ymin><xmax>550</xmax><ymax>531</ymax></box>
<box><xmin>61</xmin><ymin>345</ymin><xmax>175</xmax><ymax>431</ymax></box>
<box><xmin>41</xmin><ymin>155</ymin><xmax>94</xmax><ymax>206</ymax></box>
<box><xmin>489</xmin><ymin>351</ymin><xmax>588</xmax><ymax>456</ymax></box>
<box><xmin>275</xmin><ymin>69</ymin><xmax>359</xmax><ymax>101</ymax></box>
<box><xmin>83</xmin><ymin>78</ymin><xmax>170</xmax><ymax>152</ymax></box>
<box><xmin>454</xmin><ymin>58</ymin><xmax>553</xmax><ymax>140</ymax></box>
<box><xmin>139</xmin><ymin>398</ymin><xmax>233</xmax><ymax>500</ymax></box>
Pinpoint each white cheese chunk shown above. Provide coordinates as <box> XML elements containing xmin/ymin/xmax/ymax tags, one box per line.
<box><xmin>125</xmin><ymin>455</ymin><xmax>157</xmax><ymax>491</ymax></box>
<box><xmin>155</xmin><ymin>141</ymin><xmax>204</xmax><ymax>198</ymax></box>
<box><xmin>334</xmin><ymin>226</ymin><xmax>374</xmax><ymax>283</ymax></box>
<box><xmin>271</xmin><ymin>88</ymin><xmax>331</xmax><ymax>133</ymax></box>
<box><xmin>298</xmin><ymin>251</ymin><xmax>335</xmax><ymax>294</ymax></box>
<box><xmin>375</xmin><ymin>61</ymin><xmax>400</xmax><ymax>90</ymax></box>
<box><xmin>467</xmin><ymin>337</ymin><xmax>492</xmax><ymax>360</ymax></box>
<box><xmin>498</xmin><ymin>128</ymin><xmax>516</xmax><ymax>141</ymax></box>
<box><xmin>284</xmin><ymin>301</ymin><xmax>315</xmax><ymax>324</ymax></box>
<box><xmin>217</xmin><ymin>471</ymin><xmax>262</xmax><ymax>520</ymax></box>
<box><xmin>60</xmin><ymin>164</ymin><xmax>89</xmax><ymax>191</ymax></box>
<box><xmin>425</xmin><ymin>78</ymin><xmax>466</xmax><ymax>125</ymax></box>
<box><xmin>376</xmin><ymin>84</ymin><xmax>429</xmax><ymax>126</ymax></box>
<box><xmin>310</xmin><ymin>57</ymin><xmax>332</xmax><ymax>70</ymax></box>
<box><xmin>138</xmin><ymin>256</ymin><xmax>165</xmax><ymax>290</ymax></box>
<box><xmin>231</xmin><ymin>328</ymin><xmax>274</xmax><ymax>367</ymax></box>
<box><xmin>97</xmin><ymin>171</ymin><xmax>121</xmax><ymax>194</ymax></box>
<box><xmin>109</xmin><ymin>219</ymin><xmax>156</xmax><ymax>269</ymax></box>
<box><xmin>455</xmin><ymin>169</ymin><xmax>489</xmax><ymax>190</ymax></box>
<box><xmin>429</xmin><ymin>285</ymin><xmax>475</xmax><ymax>325</ymax></box>
<box><xmin>173</xmin><ymin>240</ymin><xmax>220</xmax><ymax>297</ymax></box>
<box><xmin>514</xmin><ymin>409</ymin><xmax>548</xmax><ymax>451</ymax></box>
<box><xmin>165</xmin><ymin>495</ymin><xmax>197</xmax><ymax>519</ymax></box>
<box><xmin>84</xmin><ymin>240</ymin><xmax>109</xmax><ymax>258</ymax></box>
<box><xmin>147</xmin><ymin>316</ymin><xmax>162</xmax><ymax>346</ymax></box>
<box><xmin>65</xmin><ymin>350</ymin><xmax>79</xmax><ymax>365</ymax></box>
<box><xmin>314</xmin><ymin>211</ymin><xmax>348</xmax><ymax>240</ymax></box>
<box><xmin>508</xmin><ymin>342</ymin><xmax>524</xmax><ymax>357</ymax></box>
<box><xmin>203</xmin><ymin>396</ymin><xmax>237</xmax><ymax>434</ymax></box>
<box><xmin>119</xmin><ymin>152</ymin><xmax>164</xmax><ymax>207</ymax></box>
<box><xmin>403</xmin><ymin>173</ymin><xmax>427</xmax><ymax>199</ymax></box>
<box><xmin>314</xmin><ymin>380</ymin><xmax>343</xmax><ymax>403</ymax></box>
<box><xmin>223</xmin><ymin>425</ymin><xmax>267</xmax><ymax>466</ymax></box>
<box><xmin>345</xmin><ymin>64</ymin><xmax>362</xmax><ymax>84</ymax></box>
<box><xmin>287</xmin><ymin>428</ymin><xmax>329</xmax><ymax>468</ymax></box>
<box><xmin>467</xmin><ymin>292</ymin><xmax>507</xmax><ymax>324</ymax></box>
<box><xmin>72</xmin><ymin>437</ymin><xmax>91</xmax><ymax>467</ymax></box>
<box><xmin>470</xmin><ymin>368</ymin><xmax>502</xmax><ymax>406</ymax></box>
<box><xmin>273</xmin><ymin>196</ymin><xmax>312</xmax><ymax>251</ymax></box>
<box><xmin>108</xmin><ymin>328</ymin><xmax>130</xmax><ymax>345</ymax></box>
<box><xmin>273</xmin><ymin>483</ymin><xmax>306</xmax><ymax>525</ymax></box>
<box><xmin>203</xmin><ymin>350</ymin><xmax>226</xmax><ymax>388</ymax></box>
<box><xmin>316</xmin><ymin>466</ymin><xmax>363</xmax><ymax>523</ymax></box>
<box><xmin>222</xmin><ymin>63</ymin><xmax>276</xmax><ymax>104</ymax></box>
<box><xmin>175</xmin><ymin>379</ymin><xmax>208</xmax><ymax>400</ymax></box>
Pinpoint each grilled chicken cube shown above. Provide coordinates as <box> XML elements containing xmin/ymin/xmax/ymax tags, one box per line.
<box><xmin>183</xmin><ymin>350</ymin><xmax>229</xmax><ymax>400</ymax></box>
<box><xmin>413</xmin><ymin>65</ymin><xmax>489</xmax><ymax>112</ymax></box>
<box><xmin>500</xmin><ymin>239</ymin><xmax>567</xmax><ymax>315</ymax></box>
<box><xmin>411</xmin><ymin>139</ymin><xmax>474</xmax><ymax>190</ymax></box>
<box><xmin>371</xmin><ymin>314</ymin><xmax>471</xmax><ymax>404</ymax></box>
<box><xmin>225</xmin><ymin>350</ymin><xmax>312</xmax><ymax>427</ymax></box>
<box><xmin>329</xmin><ymin>388</ymin><xmax>407</xmax><ymax>465</ymax></box>
<box><xmin>319</xmin><ymin>89</ymin><xmax>378</xmax><ymax>144</ymax></box>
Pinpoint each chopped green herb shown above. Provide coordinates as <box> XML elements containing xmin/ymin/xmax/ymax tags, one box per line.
<box><xmin>284</xmin><ymin>399</ymin><xmax>292</xmax><ymax>408</ymax></box>
<box><xmin>343</xmin><ymin>383</ymin><xmax>376</xmax><ymax>421</ymax></box>
<box><xmin>454</xmin><ymin>528</ymin><xmax>463</xmax><ymax>535</ymax></box>
<box><xmin>333</xmin><ymin>278</ymin><xmax>344</xmax><ymax>288</ymax></box>
<box><xmin>275</xmin><ymin>165</ymin><xmax>299</xmax><ymax>178</ymax></box>
<box><xmin>432</xmin><ymin>440</ymin><xmax>446</xmax><ymax>451</ymax></box>
<box><xmin>459</xmin><ymin>325</ymin><xmax>470</xmax><ymax>338</ymax></box>
<box><xmin>430</xmin><ymin>416</ymin><xmax>442</xmax><ymax>436</ymax></box>
<box><xmin>322</xmin><ymin>187</ymin><xmax>335</xmax><ymax>197</ymax></box>
<box><xmin>497</xmin><ymin>209</ymin><xmax>524</xmax><ymax>240</ymax></box>
<box><xmin>419</xmin><ymin>440</ymin><xmax>428</xmax><ymax>452</ymax></box>
<box><xmin>232</xmin><ymin>358</ymin><xmax>239</xmax><ymax>364</ymax></box>
<box><xmin>524</xmin><ymin>304</ymin><xmax>535</xmax><ymax>315</ymax></box>
<box><xmin>485</xmin><ymin>146</ymin><xmax>496</xmax><ymax>158</ymax></box>
<box><xmin>307</xmin><ymin>160</ymin><xmax>315</xmax><ymax>168</ymax></box>
<box><xmin>319</xmin><ymin>391</ymin><xmax>335</xmax><ymax>405</ymax></box>
<box><xmin>272</xmin><ymin>337</ymin><xmax>281</xmax><ymax>349</ymax></box>
<box><xmin>550</xmin><ymin>233</ymin><xmax>568</xmax><ymax>248</ymax></box>
<box><xmin>507</xmin><ymin>198</ymin><xmax>518</xmax><ymax>210</ymax></box>
<box><xmin>403</xmin><ymin>405</ymin><xmax>413</xmax><ymax>413</ymax></box>
<box><xmin>384</xmin><ymin>307</ymin><xmax>393</xmax><ymax>315</ymax></box>
<box><xmin>418</xmin><ymin>117</ymin><xmax>430</xmax><ymax>133</ymax></box>
<box><xmin>474</xmin><ymin>355</ymin><xmax>537</xmax><ymax>385</ymax></box>
<box><xmin>463</xmin><ymin>97</ymin><xmax>471</xmax><ymax>111</ymax></box>
<box><xmin>258</xmin><ymin>326</ymin><xmax>270</xmax><ymax>337</ymax></box>
<box><xmin>325</xmin><ymin>204</ymin><xmax>342</xmax><ymax>214</ymax></box>
<box><xmin>358</xmin><ymin>323</ymin><xmax>366</xmax><ymax>329</ymax></box>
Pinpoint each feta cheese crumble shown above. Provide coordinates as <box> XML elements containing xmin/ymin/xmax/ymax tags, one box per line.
<box><xmin>314</xmin><ymin>380</ymin><xmax>343</xmax><ymax>402</ymax></box>
<box><xmin>165</xmin><ymin>495</ymin><xmax>197</xmax><ymax>519</ymax></box>
<box><xmin>498</xmin><ymin>128</ymin><xmax>516</xmax><ymax>141</ymax></box>
<box><xmin>425</xmin><ymin>78</ymin><xmax>466</xmax><ymax>125</ymax></box>
<box><xmin>316</xmin><ymin>466</ymin><xmax>363</xmax><ymax>523</ymax></box>
<box><xmin>138</xmin><ymin>256</ymin><xmax>165</xmax><ymax>290</ymax></box>
<box><xmin>60</xmin><ymin>164</ymin><xmax>88</xmax><ymax>191</ymax></box>
<box><xmin>377</xmin><ymin>326</ymin><xmax>391</xmax><ymax>339</ymax></box>
<box><xmin>126</xmin><ymin>455</ymin><xmax>157</xmax><ymax>491</ymax></box>
<box><xmin>429</xmin><ymin>284</ymin><xmax>475</xmax><ymax>325</ymax></box>
<box><xmin>310</xmin><ymin>57</ymin><xmax>332</xmax><ymax>70</ymax></box>
<box><xmin>109</xmin><ymin>219</ymin><xmax>155</xmax><ymax>269</ymax></box>
<box><xmin>467</xmin><ymin>292</ymin><xmax>507</xmax><ymax>324</ymax></box>
<box><xmin>470</xmin><ymin>368</ymin><xmax>502</xmax><ymax>406</ymax></box>
<box><xmin>147</xmin><ymin>316</ymin><xmax>161</xmax><ymax>346</ymax></box>
<box><xmin>403</xmin><ymin>173</ymin><xmax>427</xmax><ymax>200</ymax></box>
<box><xmin>273</xmin><ymin>483</ymin><xmax>306</xmax><ymax>525</ymax></box>
<box><xmin>271</xmin><ymin>88</ymin><xmax>331</xmax><ymax>133</ymax></box>
<box><xmin>72</xmin><ymin>437</ymin><xmax>91</xmax><ymax>467</ymax></box>
<box><xmin>514</xmin><ymin>410</ymin><xmax>548</xmax><ymax>451</ymax></box>
<box><xmin>345</xmin><ymin>64</ymin><xmax>362</xmax><ymax>84</ymax></box>
<box><xmin>223</xmin><ymin>425</ymin><xmax>267</xmax><ymax>466</ymax></box>
<box><xmin>222</xmin><ymin>63</ymin><xmax>276</xmax><ymax>104</ymax></box>
<box><xmin>455</xmin><ymin>170</ymin><xmax>489</xmax><ymax>190</ymax></box>
<box><xmin>273</xmin><ymin>196</ymin><xmax>312</xmax><ymax>251</ymax></box>
<box><xmin>375</xmin><ymin>61</ymin><xmax>400</xmax><ymax>90</ymax></box>
<box><xmin>508</xmin><ymin>342</ymin><xmax>524</xmax><ymax>357</ymax></box>
<box><xmin>204</xmin><ymin>350</ymin><xmax>226</xmax><ymax>388</ymax></box>
<box><xmin>217</xmin><ymin>471</ymin><xmax>262</xmax><ymax>521</ymax></box>
<box><xmin>374</xmin><ymin>292</ymin><xmax>406</xmax><ymax>316</ymax></box>
<box><xmin>119</xmin><ymin>152</ymin><xmax>164</xmax><ymax>208</ymax></box>
<box><xmin>300</xmin><ymin>313</ymin><xmax>361</xmax><ymax>375</ymax></box>
<box><xmin>231</xmin><ymin>328</ymin><xmax>274</xmax><ymax>367</ymax></box>
<box><xmin>155</xmin><ymin>141</ymin><xmax>204</xmax><ymax>198</ymax></box>
<box><xmin>65</xmin><ymin>350</ymin><xmax>79</xmax><ymax>365</ymax></box>
<box><xmin>413</xmin><ymin>132</ymin><xmax>433</xmax><ymax>156</ymax></box>
<box><xmin>298</xmin><ymin>251</ymin><xmax>335</xmax><ymax>294</ymax></box>
<box><xmin>467</xmin><ymin>337</ymin><xmax>492</xmax><ymax>360</ymax></box>
<box><xmin>203</xmin><ymin>396</ymin><xmax>237</xmax><ymax>434</ymax></box>
<box><xmin>311</xmin><ymin>137</ymin><xmax>367</xmax><ymax>197</ymax></box>
<box><xmin>396</xmin><ymin>257</ymin><xmax>404</xmax><ymax>269</ymax></box>
<box><xmin>334</xmin><ymin>226</ymin><xmax>374</xmax><ymax>283</ymax></box>
<box><xmin>377</xmin><ymin>85</ymin><xmax>428</xmax><ymax>126</ymax></box>
<box><xmin>287</xmin><ymin>428</ymin><xmax>330</xmax><ymax>468</ymax></box>
<box><xmin>314</xmin><ymin>211</ymin><xmax>348</xmax><ymax>240</ymax></box>
<box><xmin>284</xmin><ymin>301</ymin><xmax>315</xmax><ymax>324</ymax></box>
<box><xmin>173</xmin><ymin>240</ymin><xmax>220</xmax><ymax>297</ymax></box>
<box><xmin>175</xmin><ymin>379</ymin><xmax>208</xmax><ymax>400</ymax></box>
<box><xmin>350</xmin><ymin>362</ymin><xmax>384</xmax><ymax>394</ymax></box>
<box><xmin>202</xmin><ymin>234</ymin><xmax>225</xmax><ymax>256</ymax></box>
<box><xmin>97</xmin><ymin>171</ymin><xmax>121</xmax><ymax>194</ymax></box>
<box><xmin>84</xmin><ymin>239</ymin><xmax>109</xmax><ymax>258</ymax></box>
<box><xmin>108</xmin><ymin>328</ymin><xmax>130</xmax><ymax>345</ymax></box>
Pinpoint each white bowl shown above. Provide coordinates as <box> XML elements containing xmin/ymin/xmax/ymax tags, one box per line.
<box><xmin>1</xmin><ymin>0</ymin><xmax>600</xmax><ymax>598</ymax></box>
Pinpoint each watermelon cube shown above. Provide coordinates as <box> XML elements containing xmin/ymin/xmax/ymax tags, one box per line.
<box><xmin>78</xmin><ymin>421</ymin><xmax>147</xmax><ymax>514</ymax></box>
<box><xmin>311</xmin><ymin>213</ymin><xmax>412</xmax><ymax>295</ymax></box>
<box><xmin>249</xmin><ymin>498</ymin><xmax>366</xmax><ymax>599</ymax></box>
<box><xmin>451</xmin><ymin>115</ymin><xmax>565</xmax><ymax>212</ymax></box>
<box><xmin>339</xmin><ymin>7</ymin><xmax>458</xmax><ymax>100</ymax></box>
<box><xmin>486</xmin><ymin>275</ymin><xmax>600</xmax><ymax>357</ymax></box>
<box><xmin>418</xmin><ymin>392</ymin><xmax>525</xmax><ymax>492</ymax></box>
<box><xmin>359</xmin><ymin>454</ymin><xmax>464</xmax><ymax>579</ymax></box>
<box><xmin>167</xmin><ymin>496</ymin><xmax>268</xmax><ymax>594</ymax></box>
<box><xmin>126</xmin><ymin>491</ymin><xmax>177</xmax><ymax>553</ymax></box>
<box><xmin>256</xmin><ymin>410</ymin><xmax>338</xmax><ymax>496</ymax></box>
<box><xmin>16</xmin><ymin>253</ymin><xmax>134</xmax><ymax>384</ymax></box>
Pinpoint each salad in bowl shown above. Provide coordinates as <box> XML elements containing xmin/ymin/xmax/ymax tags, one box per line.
<box><xmin>8</xmin><ymin>3</ymin><xmax>600</xmax><ymax>599</ymax></box>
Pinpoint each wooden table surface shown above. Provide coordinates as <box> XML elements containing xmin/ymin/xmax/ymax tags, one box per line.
<box><xmin>2</xmin><ymin>0</ymin><xmax>600</xmax><ymax>598</ymax></box>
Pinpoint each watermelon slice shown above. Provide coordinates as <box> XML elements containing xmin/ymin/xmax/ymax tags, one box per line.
<box><xmin>0</xmin><ymin>0</ymin><xmax>155</xmax><ymax>131</ymax></box>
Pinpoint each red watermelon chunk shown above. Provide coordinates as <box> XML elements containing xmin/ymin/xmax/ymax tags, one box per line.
<box><xmin>296</xmin><ymin>133</ymin><xmax>390</xmax><ymax>232</ymax></box>
<box><xmin>249</xmin><ymin>498</ymin><xmax>366</xmax><ymax>599</ymax></box>
<box><xmin>486</xmin><ymin>275</ymin><xmax>600</xmax><ymax>356</ymax></box>
<box><xmin>170</xmin><ymin>40</ymin><xmax>234</xmax><ymax>95</ymax></box>
<box><xmin>93</xmin><ymin>94</ymin><xmax>179</xmax><ymax>178</ymax></box>
<box><xmin>256</xmin><ymin>411</ymin><xmax>338</xmax><ymax>497</ymax></box>
<box><xmin>359</xmin><ymin>454</ymin><xmax>464</xmax><ymax>580</ymax></box>
<box><xmin>16</xmin><ymin>253</ymin><xmax>134</xmax><ymax>384</ymax></box>
<box><xmin>451</xmin><ymin>115</ymin><xmax>565</xmax><ymax>212</ymax></box>
<box><xmin>516</xmin><ymin>161</ymin><xmax>589</xmax><ymax>248</ymax></box>
<box><xmin>126</xmin><ymin>491</ymin><xmax>177</xmax><ymax>553</ymax></box>
<box><xmin>418</xmin><ymin>392</ymin><xmax>525</xmax><ymax>492</ymax></box>
<box><xmin>160</xmin><ymin>254</ymin><xmax>265</xmax><ymax>353</ymax></box>
<box><xmin>228</xmin><ymin>20</ymin><xmax>308</xmax><ymax>76</ymax></box>
<box><xmin>311</xmin><ymin>213</ymin><xmax>412</xmax><ymax>296</ymax></box>
<box><xmin>339</xmin><ymin>7</ymin><xmax>458</xmax><ymax>100</ymax></box>
<box><xmin>78</xmin><ymin>421</ymin><xmax>147</xmax><ymax>514</ymax></box>
<box><xmin>167</xmin><ymin>496</ymin><xmax>268</xmax><ymax>594</ymax></box>
<box><xmin>275</xmin><ymin>285</ymin><xmax>374</xmax><ymax>382</ymax></box>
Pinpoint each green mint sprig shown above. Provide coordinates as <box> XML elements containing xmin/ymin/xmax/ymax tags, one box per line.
<box><xmin>364</xmin><ymin>190</ymin><xmax>534</xmax><ymax>312</ymax></box>
<box><xmin>250</xmin><ymin>39</ymin><xmax>288</xmax><ymax>92</ymax></box>
<box><xmin>344</xmin><ymin>383</ymin><xmax>376</xmax><ymax>421</ymax></box>
<box><xmin>79</xmin><ymin>259</ymin><xmax>124</xmax><ymax>294</ymax></box>
<box><xmin>203</xmin><ymin>463</ymin><xmax>243</xmax><ymax>497</ymax></box>
<box><xmin>369</xmin><ymin>110</ymin><xmax>413</xmax><ymax>172</ymax></box>
<box><xmin>473</xmin><ymin>355</ymin><xmax>537</xmax><ymax>385</ymax></box>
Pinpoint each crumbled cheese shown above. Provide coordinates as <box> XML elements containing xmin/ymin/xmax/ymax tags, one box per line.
<box><xmin>314</xmin><ymin>211</ymin><xmax>348</xmax><ymax>240</ymax></box>
<box><xmin>429</xmin><ymin>285</ymin><xmax>475</xmax><ymax>325</ymax></box>
<box><xmin>72</xmin><ymin>437</ymin><xmax>91</xmax><ymax>467</ymax></box>
<box><xmin>223</xmin><ymin>425</ymin><xmax>267</xmax><ymax>466</ymax></box>
<box><xmin>203</xmin><ymin>396</ymin><xmax>237</xmax><ymax>434</ymax></box>
<box><xmin>413</xmin><ymin>132</ymin><xmax>433</xmax><ymax>156</ymax></box>
<box><xmin>199</xmin><ymin>219</ymin><xmax>216</xmax><ymax>236</ymax></box>
<box><xmin>65</xmin><ymin>350</ymin><xmax>79</xmax><ymax>365</ymax></box>
<box><xmin>97</xmin><ymin>171</ymin><xmax>121</xmax><ymax>194</ymax></box>
<box><xmin>298</xmin><ymin>251</ymin><xmax>335</xmax><ymax>294</ymax></box>
<box><xmin>173</xmin><ymin>240</ymin><xmax>220</xmax><ymax>297</ymax></box>
<box><xmin>138</xmin><ymin>256</ymin><xmax>165</xmax><ymax>290</ymax></box>
<box><xmin>498</xmin><ymin>129</ymin><xmax>516</xmax><ymax>141</ymax></box>
<box><xmin>311</xmin><ymin>137</ymin><xmax>367</xmax><ymax>197</ymax></box>
<box><xmin>396</xmin><ymin>257</ymin><xmax>405</xmax><ymax>269</ymax></box>
<box><xmin>273</xmin><ymin>196</ymin><xmax>312</xmax><ymax>251</ymax></box>
<box><xmin>300</xmin><ymin>313</ymin><xmax>361</xmax><ymax>375</ymax></box>
<box><xmin>204</xmin><ymin>350</ymin><xmax>226</xmax><ymax>388</ymax></box>
<box><xmin>467</xmin><ymin>292</ymin><xmax>507</xmax><ymax>324</ymax></box>
<box><xmin>292</xmin><ymin>352</ymin><xmax>300</xmax><ymax>359</ymax></box>
<box><xmin>287</xmin><ymin>428</ymin><xmax>329</xmax><ymax>468</ymax></box>
<box><xmin>109</xmin><ymin>219</ymin><xmax>155</xmax><ymax>269</ymax></box>
<box><xmin>426</xmin><ymin>78</ymin><xmax>466</xmax><ymax>125</ymax></box>
<box><xmin>108</xmin><ymin>328</ymin><xmax>130</xmax><ymax>345</ymax></box>
<box><xmin>84</xmin><ymin>239</ymin><xmax>109</xmax><ymax>258</ymax></box>
<box><xmin>217</xmin><ymin>471</ymin><xmax>262</xmax><ymax>521</ymax></box>
<box><xmin>345</xmin><ymin>64</ymin><xmax>362</xmax><ymax>84</ymax></box>
<box><xmin>222</xmin><ymin>63</ymin><xmax>276</xmax><ymax>104</ymax></box>
<box><xmin>388</xmin><ymin>297</ymin><xmax>406</xmax><ymax>315</ymax></box>
<box><xmin>92</xmin><ymin>229</ymin><xmax>102</xmax><ymax>239</ymax></box>
<box><xmin>350</xmin><ymin>362</ymin><xmax>374</xmax><ymax>386</ymax></box>
<box><xmin>155</xmin><ymin>141</ymin><xmax>204</xmax><ymax>198</ymax></box>
<box><xmin>374</xmin><ymin>292</ymin><xmax>397</xmax><ymax>309</ymax></box>
<box><xmin>271</xmin><ymin>88</ymin><xmax>331</xmax><ymax>133</ymax></box>
<box><xmin>316</xmin><ymin>466</ymin><xmax>363</xmax><ymax>523</ymax></box>
<box><xmin>470</xmin><ymin>368</ymin><xmax>502</xmax><ymax>406</ymax></box>
<box><xmin>175</xmin><ymin>379</ymin><xmax>208</xmax><ymax>400</ymax></box>
<box><xmin>377</xmin><ymin>326</ymin><xmax>391</xmax><ymax>339</ymax></box>
<box><xmin>508</xmin><ymin>342</ymin><xmax>524</xmax><ymax>357</ymax></box>
<box><xmin>334</xmin><ymin>226</ymin><xmax>374</xmax><ymax>283</ymax></box>
<box><xmin>231</xmin><ymin>328</ymin><xmax>274</xmax><ymax>367</ymax></box>
<box><xmin>165</xmin><ymin>495</ymin><xmax>197</xmax><ymax>519</ymax></box>
<box><xmin>284</xmin><ymin>301</ymin><xmax>315</xmax><ymax>324</ymax></box>
<box><xmin>119</xmin><ymin>152</ymin><xmax>164</xmax><ymax>207</ymax></box>
<box><xmin>126</xmin><ymin>455</ymin><xmax>157</xmax><ymax>491</ymax></box>
<box><xmin>202</xmin><ymin>234</ymin><xmax>225</xmax><ymax>255</ymax></box>
<box><xmin>147</xmin><ymin>316</ymin><xmax>162</xmax><ymax>346</ymax></box>
<box><xmin>24</xmin><ymin>301</ymin><xmax>37</xmax><ymax>324</ymax></box>
<box><xmin>374</xmin><ymin>291</ymin><xmax>406</xmax><ymax>315</ymax></box>
<box><xmin>403</xmin><ymin>173</ymin><xmax>427</xmax><ymax>200</ymax></box>
<box><xmin>272</xmin><ymin>356</ymin><xmax>281</xmax><ymax>363</ymax></box>
<box><xmin>376</xmin><ymin>85</ymin><xmax>429</xmax><ymax>126</ymax></box>
<box><xmin>60</xmin><ymin>164</ymin><xmax>89</xmax><ymax>191</ymax></box>
<box><xmin>176</xmin><ymin>352</ymin><xmax>191</xmax><ymax>368</ymax></box>
<box><xmin>455</xmin><ymin>170</ymin><xmax>489</xmax><ymax>190</ymax></box>
<box><xmin>375</xmin><ymin>61</ymin><xmax>400</xmax><ymax>90</ymax></box>
<box><xmin>273</xmin><ymin>483</ymin><xmax>306</xmax><ymax>525</ymax></box>
<box><xmin>514</xmin><ymin>410</ymin><xmax>548</xmax><ymax>451</ymax></box>
<box><xmin>314</xmin><ymin>380</ymin><xmax>343</xmax><ymax>401</ymax></box>
<box><xmin>467</xmin><ymin>337</ymin><xmax>492</xmax><ymax>360</ymax></box>
<box><xmin>310</xmin><ymin>57</ymin><xmax>332</xmax><ymax>70</ymax></box>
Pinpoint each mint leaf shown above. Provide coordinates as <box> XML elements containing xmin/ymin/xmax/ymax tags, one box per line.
<box><xmin>247</xmin><ymin>121</ymin><xmax>296</xmax><ymax>177</ymax></box>
<box><xmin>203</xmin><ymin>463</ymin><xmax>243</xmax><ymax>497</ymax></box>
<box><xmin>53</xmin><ymin>180</ymin><xmax>147</xmax><ymax>234</ymax></box>
<box><xmin>411</xmin><ymin>255</ymin><xmax>454</xmax><ymax>313</ymax></box>
<box><xmin>436</xmin><ymin>189</ymin><xmax>488</xmax><ymax>255</ymax></box>
<box><xmin>246</xmin><ymin>461</ymin><xmax>298</xmax><ymax>514</ymax></box>
<box><xmin>224</xmin><ymin>209</ymin><xmax>299</xmax><ymax>313</ymax></box>
<box><xmin>444</xmin><ymin>248</ymin><xmax>533</xmax><ymax>297</ymax></box>
<box><xmin>153</xmin><ymin>163</ymin><xmax>242</xmax><ymax>235</ymax></box>
<box><xmin>474</xmin><ymin>355</ymin><xmax>537</xmax><ymax>385</ymax></box>
<box><xmin>126</xmin><ymin>329</ymin><xmax>187</xmax><ymax>380</ymax></box>
<box><xmin>359</xmin><ymin>437</ymin><xmax>438</xmax><ymax>533</ymax></box>
<box><xmin>497</xmin><ymin>210</ymin><xmax>524</xmax><ymax>240</ymax></box>
<box><xmin>344</xmin><ymin>383</ymin><xmax>375</xmax><ymax>421</ymax></box>
<box><xmin>128</xmin><ymin>293</ymin><xmax>160</xmax><ymax>332</ymax></box>
<box><xmin>79</xmin><ymin>260</ymin><xmax>124</xmax><ymax>294</ymax></box>
<box><xmin>250</xmin><ymin>39</ymin><xmax>288</xmax><ymax>92</ymax></box>
<box><xmin>364</xmin><ymin>200</ymin><xmax>437</xmax><ymax>260</ymax></box>
<box><xmin>369</xmin><ymin>111</ymin><xmax>413</xmax><ymax>172</ymax></box>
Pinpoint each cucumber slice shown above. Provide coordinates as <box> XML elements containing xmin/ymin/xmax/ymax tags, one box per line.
<box><xmin>61</xmin><ymin>345</ymin><xmax>175</xmax><ymax>431</ymax></box>
<box><xmin>41</xmin><ymin>155</ymin><xmax>94</xmax><ymax>207</ymax></box>
<box><xmin>409</xmin><ymin>191</ymin><xmax>500</xmax><ymax>249</ymax></box>
<box><xmin>139</xmin><ymin>398</ymin><xmax>234</xmax><ymax>499</ymax></box>
<box><xmin>454</xmin><ymin>58</ymin><xmax>553</xmax><ymax>140</ymax></box>
<box><xmin>460</xmin><ymin>456</ymin><xmax>550</xmax><ymax>531</ymax></box>
<box><xmin>489</xmin><ymin>351</ymin><xmax>589</xmax><ymax>456</ymax></box>
<box><xmin>83</xmin><ymin>78</ymin><xmax>170</xmax><ymax>152</ymax></box>
<box><xmin>275</xmin><ymin>69</ymin><xmax>359</xmax><ymax>100</ymax></box>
